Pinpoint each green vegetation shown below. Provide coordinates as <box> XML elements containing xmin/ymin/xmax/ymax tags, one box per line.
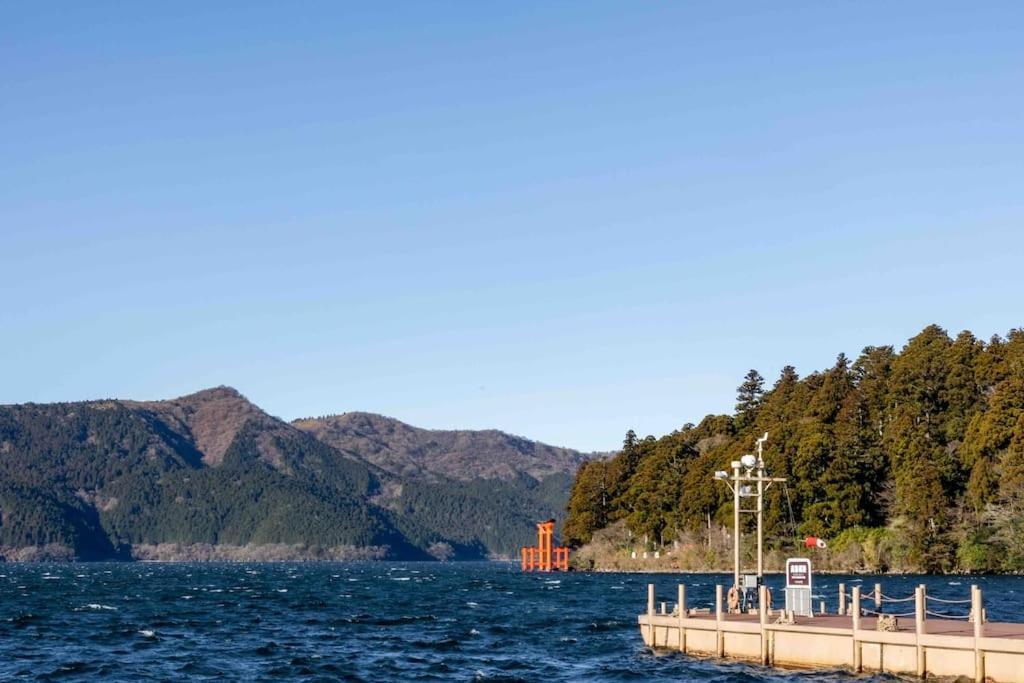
<box><xmin>0</xmin><ymin>388</ymin><xmax>586</xmax><ymax>561</ymax></box>
<box><xmin>565</xmin><ymin>325</ymin><xmax>1024</xmax><ymax>573</ymax></box>
<box><xmin>0</xmin><ymin>402</ymin><xmax>408</xmax><ymax>559</ymax></box>
<box><xmin>389</xmin><ymin>473</ymin><xmax>575</xmax><ymax>558</ymax></box>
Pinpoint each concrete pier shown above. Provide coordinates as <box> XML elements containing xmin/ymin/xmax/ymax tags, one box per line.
<box><xmin>639</xmin><ymin>583</ymin><xmax>1024</xmax><ymax>682</ymax></box>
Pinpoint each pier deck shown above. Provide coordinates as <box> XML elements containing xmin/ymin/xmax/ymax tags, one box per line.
<box><xmin>639</xmin><ymin>583</ymin><xmax>1024</xmax><ymax>682</ymax></box>
<box><xmin>670</xmin><ymin>611</ymin><xmax>1024</xmax><ymax>639</ymax></box>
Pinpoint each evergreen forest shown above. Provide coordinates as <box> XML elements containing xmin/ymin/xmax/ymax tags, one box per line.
<box><xmin>565</xmin><ymin>325</ymin><xmax>1024</xmax><ymax>573</ymax></box>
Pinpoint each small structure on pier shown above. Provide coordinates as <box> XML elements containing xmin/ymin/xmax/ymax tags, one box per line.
<box><xmin>712</xmin><ymin>432</ymin><xmax>786</xmax><ymax>612</ymax></box>
<box><xmin>521</xmin><ymin>519</ymin><xmax>569</xmax><ymax>571</ymax></box>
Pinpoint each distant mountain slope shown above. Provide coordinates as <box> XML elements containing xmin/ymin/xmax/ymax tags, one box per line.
<box><xmin>0</xmin><ymin>388</ymin><xmax>417</xmax><ymax>560</ymax></box>
<box><xmin>292</xmin><ymin>412</ymin><xmax>601</xmax><ymax>558</ymax></box>
<box><xmin>0</xmin><ymin>388</ymin><xmax>598</xmax><ymax>561</ymax></box>
<box><xmin>292</xmin><ymin>412</ymin><xmax>592</xmax><ymax>482</ymax></box>
<box><xmin>292</xmin><ymin>413</ymin><xmax>598</xmax><ymax>557</ymax></box>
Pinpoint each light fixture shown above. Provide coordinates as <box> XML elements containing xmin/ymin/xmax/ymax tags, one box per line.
<box><xmin>714</xmin><ymin>471</ymin><xmax>729</xmax><ymax>480</ymax></box>
<box><xmin>740</xmin><ymin>454</ymin><xmax>757</xmax><ymax>469</ymax></box>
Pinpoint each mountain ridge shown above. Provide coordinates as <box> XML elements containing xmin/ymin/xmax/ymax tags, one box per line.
<box><xmin>0</xmin><ymin>387</ymin><xmax>596</xmax><ymax>561</ymax></box>
<box><xmin>292</xmin><ymin>411</ymin><xmax>595</xmax><ymax>483</ymax></box>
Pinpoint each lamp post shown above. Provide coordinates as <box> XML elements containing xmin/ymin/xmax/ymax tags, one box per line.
<box><xmin>714</xmin><ymin>432</ymin><xmax>786</xmax><ymax>609</ymax></box>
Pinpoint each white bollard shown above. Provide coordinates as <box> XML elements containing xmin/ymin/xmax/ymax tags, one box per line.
<box><xmin>973</xmin><ymin>585</ymin><xmax>984</xmax><ymax>683</ymax></box>
<box><xmin>716</xmin><ymin>585</ymin><xmax>724</xmax><ymax>657</ymax></box>
<box><xmin>852</xmin><ymin>586</ymin><xmax>862</xmax><ymax>672</ymax></box>
<box><xmin>678</xmin><ymin>584</ymin><xmax>687</xmax><ymax>653</ymax></box>
<box><xmin>915</xmin><ymin>585</ymin><xmax>925</xmax><ymax>677</ymax></box>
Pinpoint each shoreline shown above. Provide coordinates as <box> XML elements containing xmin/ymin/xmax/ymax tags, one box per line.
<box><xmin>0</xmin><ymin>555</ymin><xmax>1018</xmax><ymax>576</ymax></box>
<box><xmin>574</xmin><ymin>566</ymin><xmax>1019</xmax><ymax>576</ymax></box>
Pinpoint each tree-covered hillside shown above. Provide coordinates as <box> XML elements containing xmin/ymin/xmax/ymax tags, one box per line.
<box><xmin>0</xmin><ymin>387</ymin><xmax>593</xmax><ymax>561</ymax></box>
<box><xmin>0</xmin><ymin>389</ymin><xmax>413</xmax><ymax>560</ymax></box>
<box><xmin>293</xmin><ymin>412</ymin><xmax>598</xmax><ymax>557</ymax></box>
<box><xmin>565</xmin><ymin>325</ymin><xmax>1024</xmax><ymax>573</ymax></box>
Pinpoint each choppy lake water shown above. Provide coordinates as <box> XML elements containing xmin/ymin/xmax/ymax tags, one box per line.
<box><xmin>2</xmin><ymin>562</ymin><xmax>1022</xmax><ymax>681</ymax></box>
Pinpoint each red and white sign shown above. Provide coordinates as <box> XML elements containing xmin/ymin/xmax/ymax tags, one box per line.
<box><xmin>803</xmin><ymin>536</ymin><xmax>828</xmax><ymax>549</ymax></box>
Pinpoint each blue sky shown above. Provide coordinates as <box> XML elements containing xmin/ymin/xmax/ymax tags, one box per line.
<box><xmin>2</xmin><ymin>2</ymin><xmax>1022</xmax><ymax>451</ymax></box>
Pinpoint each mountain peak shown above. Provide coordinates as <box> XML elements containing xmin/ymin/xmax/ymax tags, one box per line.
<box><xmin>293</xmin><ymin>412</ymin><xmax>591</xmax><ymax>482</ymax></box>
<box><xmin>173</xmin><ymin>385</ymin><xmax>247</xmax><ymax>404</ymax></box>
<box><xmin>130</xmin><ymin>386</ymin><xmax>272</xmax><ymax>466</ymax></box>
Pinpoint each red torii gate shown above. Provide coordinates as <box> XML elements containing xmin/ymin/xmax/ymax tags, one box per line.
<box><xmin>521</xmin><ymin>519</ymin><xmax>569</xmax><ymax>571</ymax></box>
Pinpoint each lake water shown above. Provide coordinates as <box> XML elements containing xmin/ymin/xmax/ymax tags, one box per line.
<box><xmin>2</xmin><ymin>562</ymin><xmax>1022</xmax><ymax>681</ymax></box>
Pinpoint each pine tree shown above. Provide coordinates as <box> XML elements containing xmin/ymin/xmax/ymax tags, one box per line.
<box><xmin>564</xmin><ymin>461</ymin><xmax>610</xmax><ymax>546</ymax></box>
<box><xmin>735</xmin><ymin>369</ymin><xmax>765</xmax><ymax>429</ymax></box>
<box><xmin>965</xmin><ymin>456</ymin><xmax>997</xmax><ymax>514</ymax></box>
<box><xmin>943</xmin><ymin>331</ymin><xmax>983</xmax><ymax>444</ymax></box>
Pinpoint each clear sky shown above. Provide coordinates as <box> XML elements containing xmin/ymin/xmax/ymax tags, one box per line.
<box><xmin>2</xmin><ymin>2</ymin><xmax>1023</xmax><ymax>451</ymax></box>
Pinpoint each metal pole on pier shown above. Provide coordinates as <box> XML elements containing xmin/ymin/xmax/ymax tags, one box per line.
<box><xmin>714</xmin><ymin>433</ymin><xmax>785</xmax><ymax>610</ymax></box>
<box><xmin>733</xmin><ymin>459</ymin><xmax>741</xmax><ymax>592</ymax></box>
<box><xmin>755</xmin><ymin>433</ymin><xmax>767</xmax><ymax>581</ymax></box>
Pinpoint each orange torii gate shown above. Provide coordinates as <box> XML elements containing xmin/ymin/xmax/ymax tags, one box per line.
<box><xmin>521</xmin><ymin>519</ymin><xmax>569</xmax><ymax>571</ymax></box>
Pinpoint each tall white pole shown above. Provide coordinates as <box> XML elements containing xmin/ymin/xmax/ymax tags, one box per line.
<box><xmin>756</xmin><ymin>434</ymin><xmax>767</xmax><ymax>581</ymax></box>
<box><xmin>756</xmin><ymin>478</ymin><xmax>763</xmax><ymax>579</ymax></box>
<box><xmin>733</xmin><ymin>461</ymin><xmax>741</xmax><ymax>591</ymax></box>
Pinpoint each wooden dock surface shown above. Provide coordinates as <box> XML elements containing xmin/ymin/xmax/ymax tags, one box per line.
<box><xmin>640</xmin><ymin>582</ymin><xmax>1024</xmax><ymax>682</ymax></box>
<box><xmin>679</xmin><ymin>611</ymin><xmax>1024</xmax><ymax>639</ymax></box>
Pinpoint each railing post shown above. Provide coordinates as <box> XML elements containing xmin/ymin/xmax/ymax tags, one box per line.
<box><xmin>852</xmin><ymin>586</ymin><xmax>862</xmax><ymax>672</ymax></box>
<box><xmin>759</xmin><ymin>584</ymin><xmax>769</xmax><ymax>665</ymax></box>
<box><xmin>716</xmin><ymin>584</ymin><xmax>725</xmax><ymax>657</ymax></box>
<box><xmin>973</xmin><ymin>585</ymin><xmax>984</xmax><ymax>683</ymax></box>
<box><xmin>678</xmin><ymin>584</ymin><xmax>687</xmax><ymax>653</ymax></box>
<box><xmin>839</xmin><ymin>582</ymin><xmax>846</xmax><ymax>615</ymax></box>
<box><xmin>915</xmin><ymin>585</ymin><xmax>926</xmax><ymax>677</ymax></box>
<box><xmin>647</xmin><ymin>583</ymin><xmax>655</xmax><ymax>647</ymax></box>
<box><xmin>875</xmin><ymin>582</ymin><xmax>882</xmax><ymax>609</ymax></box>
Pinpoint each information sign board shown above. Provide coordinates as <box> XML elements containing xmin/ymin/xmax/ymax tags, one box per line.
<box><xmin>784</xmin><ymin>557</ymin><xmax>813</xmax><ymax>616</ymax></box>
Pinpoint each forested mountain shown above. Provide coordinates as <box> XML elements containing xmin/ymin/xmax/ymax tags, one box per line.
<box><xmin>293</xmin><ymin>412</ymin><xmax>590</xmax><ymax>482</ymax></box>
<box><xmin>0</xmin><ymin>388</ymin><xmax>593</xmax><ymax>561</ymax></box>
<box><xmin>294</xmin><ymin>413</ymin><xmax>596</xmax><ymax>558</ymax></box>
<box><xmin>565</xmin><ymin>325</ymin><xmax>1024</xmax><ymax>573</ymax></box>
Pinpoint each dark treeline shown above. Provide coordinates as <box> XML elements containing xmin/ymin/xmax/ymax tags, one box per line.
<box><xmin>565</xmin><ymin>325</ymin><xmax>1024</xmax><ymax>573</ymax></box>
